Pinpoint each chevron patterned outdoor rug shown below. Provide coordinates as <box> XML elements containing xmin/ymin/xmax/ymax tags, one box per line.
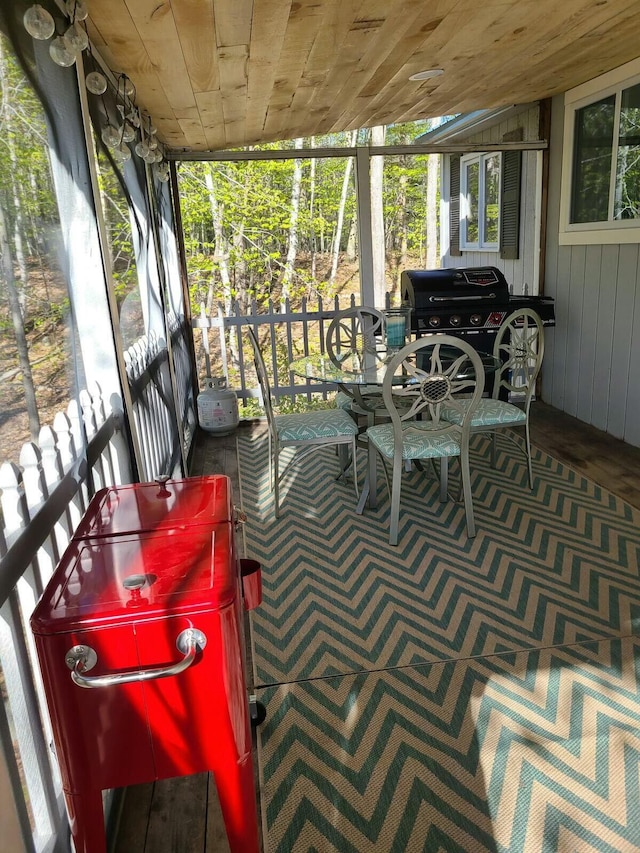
<box><xmin>237</xmin><ymin>429</ymin><xmax>640</xmax><ymax>852</ymax></box>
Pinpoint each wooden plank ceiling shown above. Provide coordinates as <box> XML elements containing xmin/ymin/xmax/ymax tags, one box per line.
<box><xmin>85</xmin><ymin>0</ymin><xmax>640</xmax><ymax>154</ymax></box>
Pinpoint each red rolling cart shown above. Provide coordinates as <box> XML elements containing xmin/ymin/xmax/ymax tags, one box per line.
<box><xmin>31</xmin><ymin>475</ymin><xmax>260</xmax><ymax>853</ymax></box>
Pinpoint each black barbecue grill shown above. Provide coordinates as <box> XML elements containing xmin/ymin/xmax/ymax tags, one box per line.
<box><xmin>401</xmin><ymin>266</ymin><xmax>555</xmax><ymax>343</ymax></box>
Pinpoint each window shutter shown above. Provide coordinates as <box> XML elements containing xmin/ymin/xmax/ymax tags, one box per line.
<box><xmin>449</xmin><ymin>154</ymin><xmax>462</xmax><ymax>257</ymax></box>
<box><xmin>500</xmin><ymin>150</ymin><xmax>521</xmax><ymax>260</ymax></box>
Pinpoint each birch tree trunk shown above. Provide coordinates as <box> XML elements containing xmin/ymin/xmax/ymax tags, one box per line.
<box><xmin>346</xmin><ymin>216</ymin><xmax>357</xmax><ymax>261</ymax></box>
<box><xmin>329</xmin><ymin>129</ymin><xmax>357</xmax><ymax>289</ymax></box>
<box><xmin>281</xmin><ymin>137</ymin><xmax>304</xmax><ymax>304</ymax></box>
<box><xmin>205</xmin><ymin>166</ymin><xmax>231</xmax><ymax>309</ymax></box>
<box><xmin>0</xmin><ymin>46</ymin><xmax>40</xmax><ymax>438</ymax></box>
<box><xmin>309</xmin><ymin>137</ymin><xmax>317</xmax><ymax>281</ymax></box>
<box><xmin>233</xmin><ymin>223</ymin><xmax>247</xmax><ymax>310</ymax></box>
<box><xmin>399</xmin><ymin>171</ymin><xmax>408</xmax><ymax>271</ymax></box>
<box><xmin>0</xmin><ymin>201</ymin><xmax>40</xmax><ymax>439</ymax></box>
<box><xmin>9</xmin><ymin>147</ymin><xmax>28</xmax><ymax>313</ymax></box>
<box><xmin>205</xmin><ymin>165</ymin><xmax>238</xmax><ymax>363</ymax></box>
<box><xmin>370</xmin><ymin>125</ymin><xmax>386</xmax><ymax>306</ymax></box>
<box><xmin>1</xmin><ymin>43</ymin><xmax>28</xmax><ymax>313</ymax></box>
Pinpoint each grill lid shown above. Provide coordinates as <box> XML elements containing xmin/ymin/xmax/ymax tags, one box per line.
<box><xmin>401</xmin><ymin>266</ymin><xmax>510</xmax><ymax>309</ymax></box>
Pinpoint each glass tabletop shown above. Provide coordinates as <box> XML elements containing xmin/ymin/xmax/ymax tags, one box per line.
<box><xmin>289</xmin><ymin>351</ymin><xmax>388</xmax><ymax>385</ymax></box>
<box><xmin>290</xmin><ymin>347</ymin><xmax>501</xmax><ymax>387</ymax></box>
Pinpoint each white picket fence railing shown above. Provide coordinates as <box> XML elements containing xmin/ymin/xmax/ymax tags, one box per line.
<box><xmin>124</xmin><ymin>322</ymin><xmax>198</xmax><ymax>482</ymax></box>
<box><xmin>0</xmin><ymin>385</ymin><xmax>128</xmax><ymax>853</ymax></box>
<box><xmin>193</xmin><ymin>293</ymin><xmax>370</xmax><ymax>410</ymax></box>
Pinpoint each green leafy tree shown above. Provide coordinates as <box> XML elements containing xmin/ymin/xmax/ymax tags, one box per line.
<box><xmin>0</xmin><ymin>36</ymin><xmax>64</xmax><ymax>445</ymax></box>
<box><xmin>177</xmin><ymin>123</ymin><xmax>439</xmax><ymax>315</ymax></box>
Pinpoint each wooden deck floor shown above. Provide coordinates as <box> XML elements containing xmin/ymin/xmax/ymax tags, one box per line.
<box><xmin>110</xmin><ymin>401</ymin><xmax>640</xmax><ymax>853</ymax></box>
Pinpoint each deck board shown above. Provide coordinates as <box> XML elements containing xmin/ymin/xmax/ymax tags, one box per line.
<box><xmin>529</xmin><ymin>400</ymin><xmax>640</xmax><ymax>510</ymax></box>
<box><xmin>146</xmin><ymin>774</ymin><xmax>208</xmax><ymax>852</ymax></box>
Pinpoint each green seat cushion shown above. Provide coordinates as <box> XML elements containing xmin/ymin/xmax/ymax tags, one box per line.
<box><xmin>441</xmin><ymin>398</ymin><xmax>527</xmax><ymax>428</ymax></box>
<box><xmin>336</xmin><ymin>385</ymin><xmax>384</xmax><ymax>411</ymax></box>
<box><xmin>275</xmin><ymin>409</ymin><xmax>358</xmax><ymax>441</ymax></box>
<box><xmin>367</xmin><ymin>422</ymin><xmax>461</xmax><ymax>459</ymax></box>
<box><xmin>335</xmin><ymin>390</ymin><xmax>354</xmax><ymax>410</ymax></box>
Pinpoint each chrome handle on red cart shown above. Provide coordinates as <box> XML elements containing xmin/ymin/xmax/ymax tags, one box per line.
<box><xmin>64</xmin><ymin>629</ymin><xmax>207</xmax><ymax>689</ymax></box>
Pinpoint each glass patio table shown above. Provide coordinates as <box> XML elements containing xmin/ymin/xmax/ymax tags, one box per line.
<box><xmin>290</xmin><ymin>346</ymin><xmax>447</xmax><ymax>426</ymax></box>
<box><xmin>289</xmin><ymin>347</ymin><xmax>500</xmax><ymax>393</ymax></box>
<box><xmin>289</xmin><ymin>350</ymin><xmax>392</xmax><ymax>382</ymax></box>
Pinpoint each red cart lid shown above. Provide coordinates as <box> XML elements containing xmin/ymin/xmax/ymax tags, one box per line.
<box><xmin>73</xmin><ymin>475</ymin><xmax>233</xmax><ymax>539</ymax></box>
<box><xmin>31</xmin><ymin>524</ymin><xmax>236</xmax><ymax>633</ymax></box>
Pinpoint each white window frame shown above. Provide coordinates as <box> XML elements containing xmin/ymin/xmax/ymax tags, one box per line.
<box><xmin>560</xmin><ymin>57</ymin><xmax>640</xmax><ymax>245</ymax></box>
<box><xmin>460</xmin><ymin>152</ymin><xmax>501</xmax><ymax>251</ymax></box>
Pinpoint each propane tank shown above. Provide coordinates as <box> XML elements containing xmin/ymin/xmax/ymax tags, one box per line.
<box><xmin>197</xmin><ymin>377</ymin><xmax>239</xmax><ymax>435</ymax></box>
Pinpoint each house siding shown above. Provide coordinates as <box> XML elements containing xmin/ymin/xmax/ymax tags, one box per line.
<box><xmin>442</xmin><ymin>105</ymin><xmax>542</xmax><ymax>295</ymax></box>
<box><xmin>543</xmin><ymin>94</ymin><xmax>640</xmax><ymax>448</ymax></box>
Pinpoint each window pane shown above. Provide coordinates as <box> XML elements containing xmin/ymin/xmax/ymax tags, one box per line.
<box><xmin>614</xmin><ymin>82</ymin><xmax>640</xmax><ymax>220</ymax></box>
<box><xmin>465</xmin><ymin>161</ymin><xmax>479</xmax><ymax>243</ymax></box>
<box><xmin>484</xmin><ymin>155</ymin><xmax>500</xmax><ymax>243</ymax></box>
<box><xmin>571</xmin><ymin>95</ymin><xmax>615</xmax><ymax>223</ymax></box>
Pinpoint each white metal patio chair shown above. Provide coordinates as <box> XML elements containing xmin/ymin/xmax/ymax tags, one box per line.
<box><xmin>325</xmin><ymin>305</ymin><xmax>387</xmax><ymax>419</ymax></box>
<box><xmin>326</xmin><ymin>305</ymin><xmax>416</xmax><ymax>482</ymax></box>
<box><xmin>361</xmin><ymin>335</ymin><xmax>484</xmax><ymax>546</ymax></box>
<box><xmin>441</xmin><ymin>308</ymin><xmax>545</xmax><ymax>488</ymax></box>
<box><xmin>247</xmin><ymin>327</ymin><xmax>359</xmax><ymax>518</ymax></box>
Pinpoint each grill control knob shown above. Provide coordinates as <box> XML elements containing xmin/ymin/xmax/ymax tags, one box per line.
<box><xmin>470</xmin><ymin>314</ymin><xmax>482</xmax><ymax>326</ymax></box>
<box><xmin>428</xmin><ymin>316</ymin><xmax>441</xmax><ymax>328</ymax></box>
<box><xmin>450</xmin><ymin>315</ymin><xmax>462</xmax><ymax>327</ymax></box>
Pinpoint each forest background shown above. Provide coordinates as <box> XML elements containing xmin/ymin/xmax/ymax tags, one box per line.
<box><xmin>0</xmin><ymin>38</ymin><xmax>441</xmax><ymax>466</ymax></box>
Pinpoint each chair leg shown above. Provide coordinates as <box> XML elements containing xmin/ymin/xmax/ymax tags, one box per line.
<box><xmin>459</xmin><ymin>451</ymin><xmax>476</xmax><ymax>538</ymax></box>
<box><xmin>350</xmin><ymin>438</ymin><xmax>359</xmax><ymax>500</ymax></box>
<box><xmin>357</xmin><ymin>440</ymin><xmax>380</xmax><ymax>514</ymax></box>
<box><xmin>367</xmin><ymin>438</ymin><xmax>379</xmax><ymax>510</ymax></box>
<box><xmin>355</xmin><ymin>465</ymin><xmax>371</xmax><ymax>515</ymax></box>
<box><xmin>439</xmin><ymin>457</ymin><xmax>448</xmax><ymax>502</ymax></box>
<box><xmin>490</xmin><ymin>431</ymin><xmax>497</xmax><ymax>469</ymax></box>
<box><xmin>267</xmin><ymin>432</ymin><xmax>273</xmax><ymax>490</ymax></box>
<box><xmin>337</xmin><ymin>444</ymin><xmax>350</xmax><ymax>480</ymax></box>
<box><xmin>524</xmin><ymin>422</ymin><xmax>534</xmax><ymax>489</ymax></box>
<box><xmin>388</xmin><ymin>456</ymin><xmax>404</xmax><ymax>546</ymax></box>
<box><xmin>274</xmin><ymin>445</ymin><xmax>280</xmax><ymax>518</ymax></box>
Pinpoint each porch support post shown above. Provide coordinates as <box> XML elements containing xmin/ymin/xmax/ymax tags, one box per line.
<box><xmin>35</xmin><ymin>44</ymin><xmax>138</xmax><ymax>482</ymax></box>
<box><xmin>355</xmin><ymin>148</ymin><xmax>375</xmax><ymax>307</ymax></box>
<box><xmin>144</xmin><ymin>165</ymin><xmax>188</xmax><ymax>475</ymax></box>
<box><xmin>168</xmin><ymin>162</ymin><xmax>200</xmax><ymax>410</ymax></box>
<box><xmin>124</xmin><ymin>155</ymin><xmax>165</xmax><ymax>336</ymax></box>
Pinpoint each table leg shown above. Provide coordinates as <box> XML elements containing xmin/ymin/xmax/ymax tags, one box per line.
<box><xmin>355</xmin><ymin>437</ymin><xmax>378</xmax><ymax>514</ymax></box>
<box><xmin>336</xmin><ymin>445</ymin><xmax>352</xmax><ymax>482</ymax></box>
<box><xmin>367</xmin><ymin>440</ymin><xmax>378</xmax><ymax>509</ymax></box>
<box><xmin>355</xmin><ymin>475</ymin><xmax>370</xmax><ymax>515</ymax></box>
